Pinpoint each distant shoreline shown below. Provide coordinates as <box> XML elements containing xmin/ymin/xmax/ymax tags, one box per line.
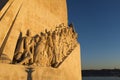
<box><xmin>82</xmin><ymin>69</ymin><xmax>120</xmax><ymax>77</ymax></box>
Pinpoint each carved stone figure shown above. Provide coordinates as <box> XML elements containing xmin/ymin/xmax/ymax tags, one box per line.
<box><xmin>46</xmin><ymin>31</ymin><xmax>54</xmax><ymax>66</ymax></box>
<box><xmin>13</xmin><ymin>37</ymin><xmax>25</xmax><ymax>63</ymax></box>
<box><xmin>52</xmin><ymin>30</ymin><xmax>61</xmax><ymax>66</ymax></box>
<box><xmin>34</xmin><ymin>32</ymin><xmax>48</xmax><ymax>67</ymax></box>
<box><xmin>12</xmin><ymin>24</ymin><xmax>78</xmax><ymax>67</ymax></box>
<box><xmin>69</xmin><ymin>25</ymin><xmax>78</xmax><ymax>50</ymax></box>
<box><xmin>60</xmin><ymin>28</ymin><xmax>67</xmax><ymax>57</ymax></box>
<box><xmin>33</xmin><ymin>34</ymin><xmax>40</xmax><ymax>62</ymax></box>
<box><xmin>19</xmin><ymin>30</ymin><xmax>35</xmax><ymax>65</ymax></box>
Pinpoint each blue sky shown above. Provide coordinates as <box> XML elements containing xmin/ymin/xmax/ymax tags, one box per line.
<box><xmin>67</xmin><ymin>0</ymin><xmax>120</xmax><ymax>70</ymax></box>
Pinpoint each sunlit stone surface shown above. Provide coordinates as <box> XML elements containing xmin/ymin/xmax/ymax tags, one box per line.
<box><xmin>0</xmin><ymin>0</ymin><xmax>81</xmax><ymax>80</ymax></box>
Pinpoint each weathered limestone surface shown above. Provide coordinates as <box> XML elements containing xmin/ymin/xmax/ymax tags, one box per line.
<box><xmin>0</xmin><ymin>0</ymin><xmax>67</xmax><ymax>36</ymax></box>
<box><xmin>17</xmin><ymin>0</ymin><xmax>68</xmax><ymax>35</ymax></box>
<box><xmin>0</xmin><ymin>0</ymin><xmax>68</xmax><ymax>60</ymax></box>
<box><xmin>0</xmin><ymin>63</ymin><xmax>27</xmax><ymax>80</ymax></box>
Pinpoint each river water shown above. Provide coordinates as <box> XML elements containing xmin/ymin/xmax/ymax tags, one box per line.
<box><xmin>83</xmin><ymin>77</ymin><xmax>120</xmax><ymax>80</ymax></box>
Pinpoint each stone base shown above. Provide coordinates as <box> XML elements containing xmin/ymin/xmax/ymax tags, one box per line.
<box><xmin>0</xmin><ymin>44</ymin><xmax>81</xmax><ymax>80</ymax></box>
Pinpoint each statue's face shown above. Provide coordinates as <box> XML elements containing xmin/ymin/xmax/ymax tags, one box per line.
<box><xmin>0</xmin><ymin>0</ymin><xmax>8</xmax><ymax>10</ymax></box>
<box><xmin>35</xmin><ymin>37</ymin><xmax>40</xmax><ymax>43</ymax></box>
<box><xmin>26</xmin><ymin>30</ymin><xmax>31</xmax><ymax>36</ymax></box>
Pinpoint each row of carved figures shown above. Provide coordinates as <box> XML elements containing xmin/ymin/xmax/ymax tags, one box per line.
<box><xmin>13</xmin><ymin>24</ymin><xmax>78</xmax><ymax>67</ymax></box>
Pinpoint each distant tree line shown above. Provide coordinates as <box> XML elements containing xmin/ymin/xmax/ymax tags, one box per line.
<box><xmin>82</xmin><ymin>69</ymin><xmax>120</xmax><ymax>77</ymax></box>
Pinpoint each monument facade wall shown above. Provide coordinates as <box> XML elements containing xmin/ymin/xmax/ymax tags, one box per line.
<box><xmin>10</xmin><ymin>0</ymin><xmax>68</xmax><ymax>36</ymax></box>
<box><xmin>0</xmin><ymin>0</ymin><xmax>67</xmax><ymax>60</ymax></box>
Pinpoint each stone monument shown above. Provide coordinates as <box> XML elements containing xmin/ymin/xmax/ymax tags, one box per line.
<box><xmin>0</xmin><ymin>0</ymin><xmax>82</xmax><ymax>80</ymax></box>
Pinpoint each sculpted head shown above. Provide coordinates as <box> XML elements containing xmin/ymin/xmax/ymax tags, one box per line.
<box><xmin>26</xmin><ymin>29</ymin><xmax>32</xmax><ymax>36</ymax></box>
<box><xmin>35</xmin><ymin>35</ymin><xmax>40</xmax><ymax>43</ymax></box>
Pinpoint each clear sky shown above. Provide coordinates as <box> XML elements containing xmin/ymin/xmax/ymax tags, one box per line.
<box><xmin>67</xmin><ymin>0</ymin><xmax>120</xmax><ymax>70</ymax></box>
